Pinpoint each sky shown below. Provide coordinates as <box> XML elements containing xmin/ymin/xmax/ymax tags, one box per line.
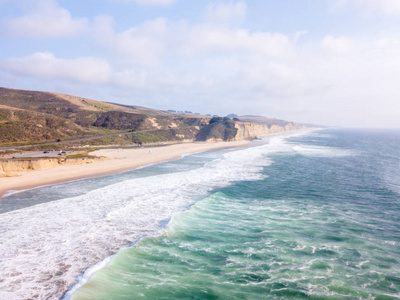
<box><xmin>1</xmin><ymin>0</ymin><xmax>400</xmax><ymax>128</ymax></box>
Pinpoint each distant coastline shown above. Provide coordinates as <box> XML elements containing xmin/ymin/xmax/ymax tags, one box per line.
<box><xmin>0</xmin><ymin>87</ymin><xmax>307</xmax><ymax>197</ymax></box>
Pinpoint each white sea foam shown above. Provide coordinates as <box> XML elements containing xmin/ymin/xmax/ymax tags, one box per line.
<box><xmin>62</xmin><ymin>254</ymin><xmax>114</xmax><ymax>299</ymax></box>
<box><xmin>1</xmin><ymin>189</ymin><xmax>22</xmax><ymax>198</ymax></box>
<box><xmin>292</xmin><ymin>145</ymin><xmax>353</xmax><ymax>157</ymax></box>
<box><xmin>0</xmin><ymin>133</ymin><xmax>300</xmax><ymax>299</ymax></box>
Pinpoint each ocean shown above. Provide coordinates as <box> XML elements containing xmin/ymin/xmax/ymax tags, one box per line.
<box><xmin>1</xmin><ymin>128</ymin><xmax>399</xmax><ymax>299</ymax></box>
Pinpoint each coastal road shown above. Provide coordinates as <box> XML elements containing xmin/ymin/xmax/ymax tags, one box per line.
<box><xmin>3</xmin><ymin>151</ymin><xmax>65</xmax><ymax>159</ymax></box>
<box><xmin>0</xmin><ymin>126</ymin><xmax>199</xmax><ymax>155</ymax></box>
<box><xmin>0</xmin><ymin>130</ymin><xmax>137</xmax><ymax>152</ymax></box>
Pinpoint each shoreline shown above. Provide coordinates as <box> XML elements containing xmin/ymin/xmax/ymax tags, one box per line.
<box><xmin>0</xmin><ymin>140</ymin><xmax>251</xmax><ymax>198</ymax></box>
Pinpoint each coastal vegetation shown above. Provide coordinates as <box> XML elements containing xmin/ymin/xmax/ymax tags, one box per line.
<box><xmin>196</xmin><ymin>117</ymin><xmax>238</xmax><ymax>141</ymax></box>
<box><xmin>0</xmin><ymin>87</ymin><xmax>304</xmax><ymax>149</ymax></box>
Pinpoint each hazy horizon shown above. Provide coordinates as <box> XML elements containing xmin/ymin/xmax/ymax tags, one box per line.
<box><xmin>1</xmin><ymin>0</ymin><xmax>399</xmax><ymax>128</ymax></box>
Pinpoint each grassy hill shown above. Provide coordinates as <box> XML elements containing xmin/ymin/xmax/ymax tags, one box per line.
<box><xmin>235</xmin><ymin>115</ymin><xmax>291</xmax><ymax>127</ymax></box>
<box><xmin>196</xmin><ymin>117</ymin><xmax>238</xmax><ymax>141</ymax></box>
<box><xmin>0</xmin><ymin>87</ymin><xmax>207</xmax><ymax>147</ymax></box>
<box><xmin>0</xmin><ymin>105</ymin><xmax>90</xmax><ymax>145</ymax></box>
<box><xmin>0</xmin><ymin>87</ymin><xmax>305</xmax><ymax>148</ymax></box>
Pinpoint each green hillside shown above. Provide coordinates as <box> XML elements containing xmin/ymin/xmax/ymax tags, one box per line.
<box><xmin>0</xmin><ymin>87</ymin><xmax>207</xmax><ymax>147</ymax></box>
<box><xmin>0</xmin><ymin>87</ymin><xmax>303</xmax><ymax>148</ymax></box>
<box><xmin>196</xmin><ymin>117</ymin><xmax>238</xmax><ymax>141</ymax></box>
<box><xmin>0</xmin><ymin>106</ymin><xmax>89</xmax><ymax>145</ymax></box>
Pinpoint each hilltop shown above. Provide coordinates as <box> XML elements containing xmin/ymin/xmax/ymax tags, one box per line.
<box><xmin>0</xmin><ymin>87</ymin><xmax>205</xmax><ymax>147</ymax></box>
<box><xmin>0</xmin><ymin>87</ymin><xmax>305</xmax><ymax>148</ymax></box>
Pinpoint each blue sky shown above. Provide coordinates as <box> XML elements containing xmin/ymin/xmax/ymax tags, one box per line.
<box><xmin>1</xmin><ymin>0</ymin><xmax>400</xmax><ymax>128</ymax></box>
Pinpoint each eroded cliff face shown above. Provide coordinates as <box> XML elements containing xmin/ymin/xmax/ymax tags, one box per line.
<box><xmin>0</xmin><ymin>122</ymin><xmax>306</xmax><ymax>174</ymax></box>
<box><xmin>234</xmin><ymin>121</ymin><xmax>306</xmax><ymax>141</ymax></box>
<box><xmin>0</xmin><ymin>157</ymin><xmax>101</xmax><ymax>175</ymax></box>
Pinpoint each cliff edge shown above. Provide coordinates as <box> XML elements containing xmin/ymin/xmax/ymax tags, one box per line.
<box><xmin>234</xmin><ymin>121</ymin><xmax>306</xmax><ymax>141</ymax></box>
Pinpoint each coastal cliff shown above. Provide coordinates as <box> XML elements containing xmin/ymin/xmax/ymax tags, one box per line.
<box><xmin>234</xmin><ymin>121</ymin><xmax>306</xmax><ymax>141</ymax></box>
<box><xmin>195</xmin><ymin>116</ymin><xmax>307</xmax><ymax>142</ymax></box>
<box><xmin>0</xmin><ymin>122</ymin><xmax>306</xmax><ymax>175</ymax></box>
<box><xmin>0</xmin><ymin>157</ymin><xmax>102</xmax><ymax>176</ymax></box>
<box><xmin>0</xmin><ymin>88</ymin><xmax>307</xmax><ymax>147</ymax></box>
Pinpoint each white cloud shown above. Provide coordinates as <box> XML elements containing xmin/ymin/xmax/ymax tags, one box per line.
<box><xmin>106</xmin><ymin>29</ymin><xmax>400</xmax><ymax>127</ymax></box>
<box><xmin>203</xmin><ymin>1</ymin><xmax>247</xmax><ymax>27</ymax></box>
<box><xmin>294</xmin><ymin>30</ymin><xmax>309</xmax><ymax>42</ymax></box>
<box><xmin>91</xmin><ymin>5</ymin><xmax>293</xmax><ymax>69</ymax></box>
<box><xmin>1</xmin><ymin>1</ymin><xmax>400</xmax><ymax>127</ymax></box>
<box><xmin>331</xmin><ymin>0</ymin><xmax>400</xmax><ymax>15</ymax></box>
<box><xmin>181</xmin><ymin>26</ymin><xmax>293</xmax><ymax>59</ymax></box>
<box><xmin>84</xmin><ymin>3</ymin><xmax>299</xmax><ymax>115</ymax></box>
<box><xmin>83</xmin><ymin>3</ymin><xmax>309</xmax><ymax>116</ymax></box>
<box><xmin>373</xmin><ymin>0</ymin><xmax>400</xmax><ymax>14</ymax></box>
<box><xmin>2</xmin><ymin>0</ymin><xmax>88</xmax><ymax>38</ymax></box>
<box><xmin>289</xmin><ymin>33</ymin><xmax>400</xmax><ymax>127</ymax></box>
<box><xmin>92</xmin><ymin>16</ymin><xmax>168</xmax><ymax>67</ymax></box>
<box><xmin>320</xmin><ymin>35</ymin><xmax>354</xmax><ymax>54</ymax></box>
<box><xmin>3</xmin><ymin>52</ymin><xmax>112</xmax><ymax>84</ymax></box>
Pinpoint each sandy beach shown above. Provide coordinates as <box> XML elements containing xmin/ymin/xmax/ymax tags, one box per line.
<box><xmin>0</xmin><ymin>141</ymin><xmax>250</xmax><ymax>198</ymax></box>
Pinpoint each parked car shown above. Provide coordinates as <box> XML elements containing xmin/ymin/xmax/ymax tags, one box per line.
<box><xmin>43</xmin><ymin>151</ymin><xmax>49</xmax><ymax>153</ymax></box>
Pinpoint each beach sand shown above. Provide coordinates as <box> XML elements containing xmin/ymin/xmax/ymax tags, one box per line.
<box><xmin>0</xmin><ymin>141</ymin><xmax>250</xmax><ymax>197</ymax></box>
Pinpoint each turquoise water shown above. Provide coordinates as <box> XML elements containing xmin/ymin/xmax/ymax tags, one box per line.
<box><xmin>69</xmin><ymin>129</ymin><xmax>400</xmax><ymax>299</ymax></box>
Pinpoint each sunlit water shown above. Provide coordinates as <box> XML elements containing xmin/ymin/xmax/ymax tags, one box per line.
<box><xmin>1</xmin><ymin>129</ymin><xmax>399</xmax><ymax>299</ymax></box>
